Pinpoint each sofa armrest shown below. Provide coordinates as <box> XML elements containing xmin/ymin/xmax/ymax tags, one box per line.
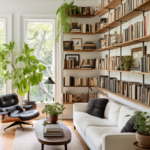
<box><xmin>102</xmin><ymin>133</ymin><xmax>136</xmax><ymax>150</ymax></box>
<box><xmin>73</xmin><ymin>103</ymin><xmax>88</xmax><ymax>113</ymax></box>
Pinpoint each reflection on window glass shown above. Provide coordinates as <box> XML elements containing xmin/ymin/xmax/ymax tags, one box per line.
<box><xmin>0</xmin><ymin>22</ymin><xmax>5</xmax><ymax>95</ymax></box>
<box><xmin>27</xmin><ymin>22</ymin><xmax>54</xmax><ymax>102</ymax></box>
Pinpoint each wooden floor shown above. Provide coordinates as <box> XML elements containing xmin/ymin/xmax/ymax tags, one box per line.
<box><xmin>0</xmin><ymin>119</ymin><xmax>90</xmax><ymax>150</ymax></box>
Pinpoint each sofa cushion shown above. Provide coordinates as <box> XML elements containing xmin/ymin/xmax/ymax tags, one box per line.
<box><xmin>85</xmin><ymin>126</ymin><xmax>121</xmax><ymax>150</ymax></box>
<box><xmin>74</xmin><ymin>112</ymin><xmax>118</xmax><ymax>135</ymax></box>
<box><xmin>118</xmin><ymin>106</ymin><xmax>136</xmax><ymax>129</ymax></box>
<box><xmin>108</xmin><ymin>101</ymin><xmax>122</xmax><ymax>124</ymax></box>
<box><xmin>86</xmin><ymin>98</ymin><xmax>108</xmax><ymax>118</ymax></box>
<box><xmin>104</xmin><ymin>100</ymin><xmax>112</xmax><ymax>119</ymax></box>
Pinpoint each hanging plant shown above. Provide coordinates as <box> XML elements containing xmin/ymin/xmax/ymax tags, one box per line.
<box><xmin>55</xmin><ymin>0</ymin><xmax>81</xmax><ymax>43</ymax></box>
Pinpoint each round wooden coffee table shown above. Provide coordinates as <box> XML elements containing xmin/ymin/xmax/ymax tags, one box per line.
<box><xmin>35</xmin><ymin>119</ymin><xmax>71</xmax><ymax>150</ymax></box>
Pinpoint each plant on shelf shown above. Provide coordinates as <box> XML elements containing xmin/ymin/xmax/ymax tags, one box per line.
<box><xmin>121</xmin><ymin>56</ymin><xmax>134</xmax><ymax>71</ymax></box>
<box><xmin>55</xmin><ymin>0</ymin><xmax>81</xmax><ymax>43</ymax></box>
<box><xmin>126</xmin><ymin>111</ymin><xmax>150</xmax><ymax>148</ymax></box>
<box><xmin>0</xmin><ymin>41</ymin><xmax>46</xmax><ymax>109</ymax></box>
<box><xmin>41</xmin><ymin>99</ymin><xmax>65</xmax><ymax>124</ymax></box>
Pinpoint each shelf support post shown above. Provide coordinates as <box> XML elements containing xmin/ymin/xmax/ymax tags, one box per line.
<box><xmin>108</xmin><ymin>27</ymin><xmax>110</xmax><ymax>90</ymax></box>
<box><xmin>120</xmin><ymin>20</ymin><xmax>122</xmax><ymax>95</ymax></box>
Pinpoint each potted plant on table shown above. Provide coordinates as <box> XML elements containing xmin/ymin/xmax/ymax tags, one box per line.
<box><xmin>0</xmin><ymin>41</ymin><xmax>46</xmax><ymax>109</ymax></box>
<box><xmin>126</xmin><ymin>111</ymin><xmax>150</xmax><ymax>148</ymax></box>
<box><xmin>121</xmin><ymin>56</ymin><xmax>134</xmax><ymax>71</ymax></box>
<box><xmin>55</xmin><ymin>0</ymin><xmax>81</xmax><ymax>43</ymax></box>
<box><xmin>41</xmin><ymin>99</ymin><xmax>65</xmax><ymax>124</ymax></box>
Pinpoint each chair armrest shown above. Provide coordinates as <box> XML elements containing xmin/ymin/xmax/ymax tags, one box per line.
<box><xmin>23</xmin><ymin>105</ymin><xmax>32</xmax><ymax>111</ymax></box>
<box><xmin>102</xmin><ymin>133</ymin><xmax>136</xmax><ymax>150</ymax></box>
<box><xmin>73</xmin><ymin>103</ymin><xmax>88</xmax><ymax>113</ymax></box>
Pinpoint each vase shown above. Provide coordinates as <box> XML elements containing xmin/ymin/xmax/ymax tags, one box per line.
<box><xmin>136</xmin><ymin>132</ymin><xmax>150</xmax><ymax>148</ymax></box>
<box><xmin>49</xmin><ymin>115</ymin><xmax>58</xmax><ymax>124</ymax></box>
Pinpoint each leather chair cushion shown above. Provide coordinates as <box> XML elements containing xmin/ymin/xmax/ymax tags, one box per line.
<box><xmin>0</xmin><ymin>93</ymin><xmax>19</xmax><ymax>107</ymax></box>
<box><xmin>0</xmin><ymin>104</ymin><xmax>22</xmax><ymax>113</ymax></box>
<box><xmin>10</xmin><ymin>110</ymin><xmax>39</xmax><ymax>121</ymax></box>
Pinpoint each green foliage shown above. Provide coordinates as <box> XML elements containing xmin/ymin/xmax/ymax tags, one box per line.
<box><xmin>0</xmin><ymin>41</ymin><xmax>46</xmax><ymax>97</ymax></box>
<box><xmin>55</xmin><ymin>0</ymin><xmax>81</xmax><ymax>43</ymax></box>
<box><xmin>126</xmin><ymin>111</ymin><xmax>150</xmax><ymax>136</ymax></box>
<box><xmin>121</xmin><ymin>56</ymin><xmax>135</xmax><ymax>69</ymax></box>
<box><xmin>41</xmin><ymin>99</ymin><xmax>65</xmax><ymax>116</ymax></box>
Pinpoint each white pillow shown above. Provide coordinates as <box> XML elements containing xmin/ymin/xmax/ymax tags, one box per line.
<box><xmin>104</xmin><ymin>100</ymin><xmax>112</xmax><ymax>119</ymax></box>
<box><xmin>118</xmin><ymin>106</ymin><xmax>137</xmax><ymax>129</ymax></box>
<box><xmin>108</xmin><ymin>101</ymin><xmax>122</xmax><ymax>123</ymax></box>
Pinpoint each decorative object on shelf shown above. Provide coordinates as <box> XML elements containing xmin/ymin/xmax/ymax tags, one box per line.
<box><xmin>121</xmin><ymin>56</ymin><xmax>135</xmax><ymax>71</ymax></box>
<box><xmin>72</xmin><ymin>38</ymin><xmax>82</xmax><ymax>48</ymax></box>
<box><xmin>55</xmin><ymin>0</ymin><xmax>81</xmax><ymax>43</ymax></box>
<box><xmin>0</xmin><ymin>41</ymin><xmax>46</xmax><ymax>110</ymax></box>
<box><xmin>72</xmin><ymin>22</ymin><xmax>78</xmax><ymax>27</ymax></box>
<box><xmin>111</xmin><ymin>31</ymin><xmax>119</xmax><ymax>45</ymax></box>
<box><xmin>131</xmin><ymin>47</ymin><xmax>147</xmax><ymax>68</ymax></box>
<box><xmin>86</xmin><ymin>7</ymin><xmax>90</xmax><ymax>14</ymax></box>
<box><xmin>65</xmin><ymin>54</ymin><xmax>80</xmax><ymax>61</ymax></box>
<box><xmin>83</xmin><ymin>41</ymin><xmax>96</xmax><ymax>50</ymax></box>
<box><xmin>63</xmin><ymin>41</ymin><xmax>73</xmax><ymax>50</ymax></box>
<box><xmin>126</xmin><ymin>111</ymin><xmax>150</xmax><ymax>148</ymax></box>
<box><xmin>74</xmin><ymin>46</ymin><xmax>83</xmax><ymax>50</ymax></box>
<box><xmin>72</xmin><ymin>94</ymin><xmax>81</xmax><ymax>102</ymax></box>
<box><xmin>94</xmin><ymin>7</ymin><xmax>98</xmax><ymax>14</ymax></box>
<box><xmin>41</xmin><ymin>102</ymin><xmax>65</xmax><ymax>124</ymax></box>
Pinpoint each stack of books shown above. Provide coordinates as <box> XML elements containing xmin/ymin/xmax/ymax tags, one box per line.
<box><xmin>81</xmin><ymin>24</ymin><xmax>95</xmax><ymax>33</ymax></box>
<box><xmin>70</xmin><ymin>27</ymin><xmax>81</xmax><ymax>33</ymax></box>
<box><xmin>83</xmin><ymin>41</ymin><xmax>96</xmax><ymax>50</ymax></box>
<box><xmin>44</xmin><ymin>124</ymin><xmax>63</xmax><ymax>137</ymax></box>
<box><xmin>79</xmin><ymin>6</ymin><xmax>94</xmax><ymax>15</ymax></box>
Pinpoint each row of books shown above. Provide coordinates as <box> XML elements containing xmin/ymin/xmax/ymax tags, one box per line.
<box><xmin>80</xmin><ymin>24</ymin><xmax>95</xmax><ymax>33</ymax></box>
<box><xmin>97</xmin><ymin>76</ymin><xmax>150</xmax><ymax>105</ymax></box>
<box><xmin>95</xmin><ymin>18</ymin><xmax>107</xmax><ymax>32</ymax></box>
<box><xmin>64</xmin><ymin>76</ymin><xmax>98</xmax><ymax>87</ymax></box>
<box><xmin>63</xmin><ymin>93</ymin><xmax>98</xmax><ymax>103</ymax></box>
<box><xmin>140</xmin><ymin>54</ymin><xmax>150</xmax><ymax>72</ymax></box>
<box><xmin>99</xmin><ymin>0</ymin><xmax>112</xmax><ymax>9</ymax></box>
<box><xmin>79</xmin><ymin>6</ymin><xmax>94</xmax><ymax>15</ymax></box>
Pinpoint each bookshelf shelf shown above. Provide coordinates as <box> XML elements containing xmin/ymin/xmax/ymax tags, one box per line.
<box><xmin>68</xmin><ymin>14</ymin><xmax>95</xmax><ymax>18</ymax></box>
<box><xmin>64</xmin><ymin>33</ymin><xmax>96</xmax><ymax>35</ymax></box>
<box><xmin>63</xmin><ymin>102</ymin><xmax>87</xmax><ymax>104</ymax></box>
<box><xmin>63</xmin><ymin>69</ymin><xmax>93</xmax><ymax>70</ymax></box>
<box><xmin>114</xmin><ymin>40</ymin><xmax>140</xmax><ymax>47</ymax></box>
<box><xmin>95</xmin><ymin>45</ymin><xmax>118</xmax><ymax>51</ymax></box>
<box><xmin>63</xmin><ymin>50</ymin><xmax>96</xmax><ymax>52</ymax></box>
<box><xmin>63</xmin><ymin>86</ymin><xmax>94</xmax><ymax>87</ymax></box>
<box><xmin>135</xmin><ymin>35</ymin><xmax>150</xmax><ymax>42</ymax></box>
<box><xmin>94</xmin><ymin>86</ymin><xmax>150</xmax><ymax>109</ymax></box>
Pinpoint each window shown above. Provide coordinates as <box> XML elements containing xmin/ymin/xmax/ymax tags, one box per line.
<box><xmin>26</xmin><ymin>20</ymin><xmax>55</xmax><ymax>102</ymax></box>
<box><xmin>0</xmin><ymin>21</ymin><xmax>5</xmax><ymax>95</ymax></box>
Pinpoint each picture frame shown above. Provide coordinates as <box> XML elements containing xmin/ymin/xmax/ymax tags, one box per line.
<box><xmin>63</xmin><ymin>41</ymin><xmax>73</xmax><ymax>50</ymax></box>
<box><xmin>71</xmin><ymin>38</ymin><xmax>82</xmax><ymax>47</ymax></box>
<box><xmin>131</xmin><ymin>46</ymin><xmax>147</xmax><ymax>68</ymax></box>
<box><xmin>65</xmin><ymin>54</ymin><xmax>80</xmax><ymax>61</ymax></box>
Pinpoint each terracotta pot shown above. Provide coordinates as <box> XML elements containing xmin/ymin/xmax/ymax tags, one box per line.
<box><xmin>72</xmin><ymin>22</ymin><xmax>78</xmax><ymax>27</ymax></box>
<box><xmin>23</xmin><ymin>99</ymin><xmax>37</xmax><ymax>110</ymax></box>
<box><xmin>49</xmin><ymin>115</ymin><xmax>58</xmax><ymax>124</ymax></box>
<box><xmin>124</xmin><ymin>63</ymin><xmax>130</xmax><ymax>71</ymax></box>
<box><xmin>136</xmin><ymin>132</ymin><xmax>150</xmax><ymax>148</ymax></box>
<box><xmin>86</xmin><ymin>10</ymin><xmax>90</xmax><ymax>14</ymax></box>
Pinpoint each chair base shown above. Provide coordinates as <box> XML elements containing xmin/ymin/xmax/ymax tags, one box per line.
<box><xmin>4</xmin><ymin>121</ymin><xmax>33</xmax><ymax>131</ymax></box>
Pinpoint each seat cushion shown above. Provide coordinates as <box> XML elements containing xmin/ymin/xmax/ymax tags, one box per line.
<box><xmin>74</xmin><ymin>112</ymin><xmax>118</xmax><ymax>135</ymax></box>
<box><xmin>118</xmin><ymin>106</ymin><xmax>136</xmax><ymax>129</ymax></box>
<box><xmin>85</xmin><ymin>126</ymin><xmax>121</xmax><ymax>150</ymax></box>
<box><xmin>10</xmin><ymin>110</ymin><xmax>39</xmax><ymax>121</ymax></box>
<box><xmin>85</xmin><ymin>98</ymin><xmax>108</xmax><ymax>118</ymax></box>
<box><xmin>108</xmin><ymin>101</ymin><xmax>122</xmax><ymax>124</ymax></box>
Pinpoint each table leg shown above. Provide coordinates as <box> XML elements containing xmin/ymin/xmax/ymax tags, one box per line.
<box><xmin>64</xmin><ymin>144</ymin><xmax>67</xmax><ymax>150</ymax></box>
<box><xmin>41</xmin><ymin>144</ymin><xmax>44</xmax><ymax>150</ymax></box>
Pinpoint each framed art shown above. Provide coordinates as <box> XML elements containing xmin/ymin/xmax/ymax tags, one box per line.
<box><xmin>131</xmin><ymin>46</ymin><xmax>147</xmax><ymax>68</ymax></box>
<box><xmin>72</xmin><ymin>38</ymin><xmax>82</xmax><ymax>47</ymax></box>
<box><xmin>65</xmin><ymin>54</ymin><xmax>80</xmax><ymax>61</ymax></box>
<box><xmin>63</xmin><ymin>41</ymin><xmax>73</xmax><ymax>50</ymax></box>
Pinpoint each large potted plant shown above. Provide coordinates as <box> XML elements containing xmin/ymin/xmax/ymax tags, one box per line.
<box><xmin>41</xmin><ymin>100</ymin><xmax>65</xmax><ymax>124</ymax></box>
<box><xmin>0</xmin><ymin>41</ymin><xmax>46</xmax><ymax>109</ymax></box>
<box><xmin>126</xmin><ymin>111</ymin><xmax>150</xmax><ymax>148</ymax></box>
<box><xmin>55</xmin><ymin>0</ymin><xmax>81</xmax><ymax>43</ymax></box>
<box><xmin>121</xmin><ymin>56</ymin><xmax>134</xmax><ymax>71</ymax></box>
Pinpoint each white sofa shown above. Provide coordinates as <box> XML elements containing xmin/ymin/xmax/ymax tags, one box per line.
<box><xmin>73</xmin><ymin>100</ymin><xmax>137</xmax><ymax>150</ymax></box>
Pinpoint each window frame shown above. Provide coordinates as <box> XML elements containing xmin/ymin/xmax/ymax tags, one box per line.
<box><xmin>24</xmin><ymin>18</ymin><xmax>56</xmax><ymax>103</ymax></box>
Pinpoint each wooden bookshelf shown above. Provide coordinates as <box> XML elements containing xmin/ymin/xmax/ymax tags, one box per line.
<box><xmin>95</xmin><ymin>45</ymin><xmax>118</xmax><ymax>51</ymax></box>
<box><xmin>64</xmin><ymin>86</ymin><xmax>94</xmax><ymax>87</ymax></box>
<box><xmin>64</xmin><ymin>33</ymin><xmax>96</xmax><ymax>35</ymax></box>
<box><xmin>68</xmin><ymin>14</ymin><xmax>95</xmax><ymax>18</ymax></box>
<box><xmin>63</xmin><ymin>50</ymin><xmax>96</xmax><ymax>52</ymax></box>
<box><xmin>94</xmin><ymin>86</ymin><xmax>150</xmax><ymax>109</ymax></box>
<box><xmin>63</xmin><ymin>102</ymin><xmax>87</xmax><ymax>104</ymax></box>
<box><xmin>63</xmin><ymin>69</ymin><xmax>93</xmax><ymax>70</ymax></box>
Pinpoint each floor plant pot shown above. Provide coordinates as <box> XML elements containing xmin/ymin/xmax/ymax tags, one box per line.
<box><xmin>49</xmin><ymin>115</ymin><xmax>58</xmax><ymax>124</ymax></box>
<box><xmin>136</xmin><ymin>132</ymin><xmax>150</xmax><ymax>148</ymax></box>
<box><xmin>23</xmin><ymin>99</ymin><xmax>37</xmax><ymax>110</ymax></box>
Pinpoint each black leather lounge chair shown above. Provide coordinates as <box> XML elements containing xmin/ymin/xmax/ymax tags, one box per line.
<box><xmin>0</xmin><ymin>93</ymin><xmax>39</xmax><ymax>131</ymax></box>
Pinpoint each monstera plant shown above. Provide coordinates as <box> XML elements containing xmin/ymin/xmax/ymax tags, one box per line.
<box><xmin>55</xmin><ymin>0</ymin><xmax>81</xmax><ymax>43</ymax></box>
<box><xmin>0</xmin><ymin>41</ymin><xmax>46</xmax><ymax>109</ymax></box>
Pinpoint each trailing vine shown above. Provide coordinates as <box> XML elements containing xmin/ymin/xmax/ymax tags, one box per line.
<box><xmin>55</xmin><ymin>0</ymin><xmax>81</xmax><ymax>43</ymax></box>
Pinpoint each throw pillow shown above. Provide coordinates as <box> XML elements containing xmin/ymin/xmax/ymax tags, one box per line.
<box><xmin>85</xmin><ymin>98</ymin><xmax>108</xmax><ymax>118</ymax></box>
<box><xmin>121</xmin><ymin>114</ymin><xmax>138</xmax><ymax>133</ymax></box>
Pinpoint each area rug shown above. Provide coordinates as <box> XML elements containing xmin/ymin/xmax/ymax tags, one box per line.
<box><xmin>13</xmin><ymin>126</ymin><xmax>85</xmax><ymax>150</ymax></box>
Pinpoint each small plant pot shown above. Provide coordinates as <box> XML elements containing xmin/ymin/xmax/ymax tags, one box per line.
<box><xmin>136</xmin><ymin>132</ymin><xmax>150</xmax><ymax>148</ymax></box>
<box><xmin>124</xmin><ymin>63</ymin><xmax>130</xmax><ymax>71</ymax></box>
<box><xmin>72</xmin><ymin>22</ymin><xmax>78</xmax><ymax>27</ymax></box>
<box><xmin>49</xmin><ymin>115</ymin><xmax>58</xmax><ymax>124</ymax></box>
<box><xmin>86</xmin><ymin>10</ymin><xmax>90</xmax><ymax>14</ymax></box>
